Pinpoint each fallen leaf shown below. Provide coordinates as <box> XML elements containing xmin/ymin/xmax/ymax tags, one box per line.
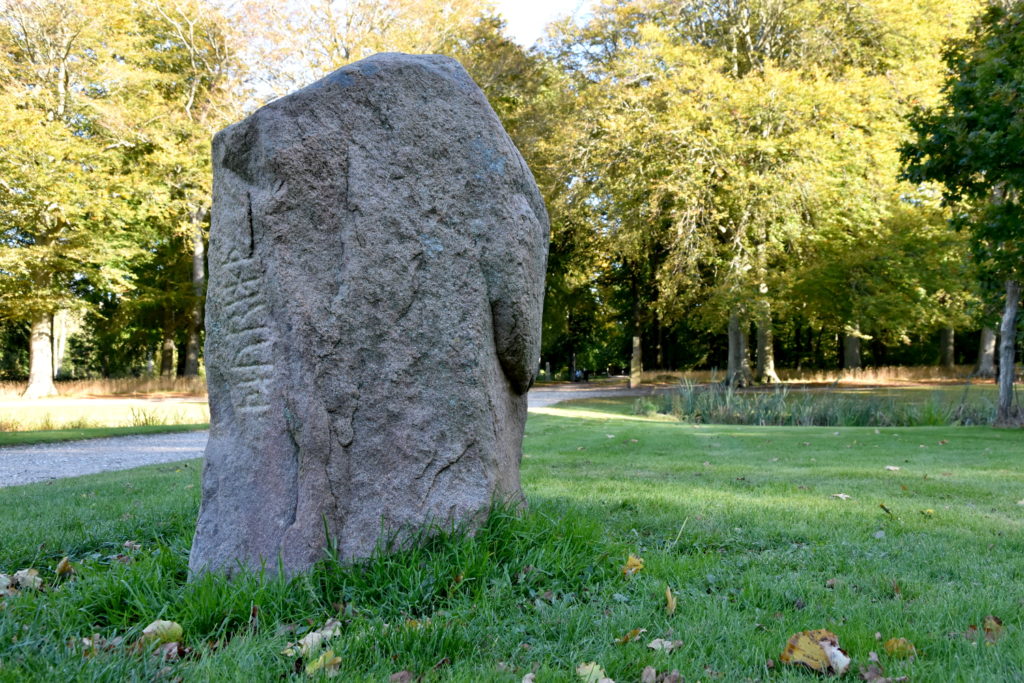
<box><xmin>55</xmin><ymin>557</ymin><xmax>74</xmax><ymax>578</ymax></box>
<box><xmin>576</xmin><ymin>661</ymin><xmax>610</xmax><ymax>683</ymax></box>
<box><xmin>825</xmin><ymin>578</ymin><xmax>837</xmax><ymax>589</ymax></box>
<box><xmin>123</xmin><ymin>541</ymin><xmax>142</xmax><ymax>551</ymax></box>
<box><xmin>282</xmin><ymin>618</ymin><xmax>342</xmax><ymax>657</ymax></box>
<box><xmin>860</xmin><ymin>661</ymin><xmax>908</xmax><ymax>682</ymax></box>
<box><xmin>647</xmin><ymin>638</ymin><xmax>683</xmax><ymax>652</ymax></box>
<box><xmin>389</xmin><ymin>671</ymin><xmax>415</xmax><ymax>683</ymax></box>
<box><xmin>983</xmin><ymin>615</ymin><xmax>1003</xmax><ymax>643</ymax></box>
<box><xmin>879</xmin><ymin>503</ymin><xmax>893</xmax><ymax>515</ymax></box>
<box><xmin>920</xmin><ymin>509</ymin><xmax>934</xmax><ymax>516</ymax></box>
<box><xmin>614</xmin><ymin>628</ymin><xmax>646</xmax><ymax>644</ymax></box>
<box><xmin>522</xmin><ymin>674</ymin><xmax>536</xmax><ymax>683</ymax></box>
<box><xmin>622</xmin><ymin>555</ymin><xmax>644</xmax><ymax>577</ymax></box>
<box><xmin>12</xmin><ymin>568</ymin><xmax>42</xmax><ymax>590</ymax></box>
<box><xmin>141</xmin><ymin>620</ymin><xmax>183</xmax><ymax>645</ymax></box>
<box><xmin>883</xmin><ymin>637</ymin><xmax>916</xmax><ymax>659</ymax></box>
<box><xmin>779</xmin><ymin>629</ymin><xmax>851</xmax><ymax>676</ymax></box>
<box><xmin>641</xmin><ymin>667</ymin><xmax>657</xmax><ymax>683</ymax></box>
<box><xmin>885</xmin><ymin>466</ymin><xmax>901</xmax><ymax>472</ymax></box>
<box><xmin>660</xmin><ymin>672</ymin><xmax>683</xmax><ymax>683</ymax></box>
<box><xmin>831</xmin><ymin>493</ymin><xmax>852</xmax><ymax>500</ymax></box>
<box><xmin>305</xmin><ymin>649</ymin><xmax>341</xmax><ymax>677</ymax></box>
<box><xmin>938</xmin><ymin>440</ymin><xmax>948</xmax><ymax>445</ymax></box>
<box><xmin>154</xmin><ymin>641</ymin><xmax>192</xmax><ymax>662</ymax></box>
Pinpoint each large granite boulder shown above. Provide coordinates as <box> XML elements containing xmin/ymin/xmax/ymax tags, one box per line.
<box><xmin>189</xmin><ymin>53</ymin><xmax>549</xmax><ymax>577</ymax></box>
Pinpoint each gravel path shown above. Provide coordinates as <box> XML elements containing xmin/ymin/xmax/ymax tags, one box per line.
<box><xmin>0</xmin><ymin>383</ymin><xmax>666</xmax><ymax>487</ymax></box>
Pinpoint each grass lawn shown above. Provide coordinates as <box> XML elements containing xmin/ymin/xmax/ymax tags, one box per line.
<box><xmin>0</xmin><ymin>423</ymin><xmax>209</xmax><ymax>447</ymax></box>
<box><xmin>0</xmin><ymin>400</ymin><xmax>1021</xmax><ymax>681</ymax></box>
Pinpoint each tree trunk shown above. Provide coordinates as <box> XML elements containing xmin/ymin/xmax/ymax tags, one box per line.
<box><xmin>754</xmin><ymin>306</ymin><xmax>780</xmax><ymax>384</ymax></box>
<box><xmin>22</xmin><ymin>313</ymin><xmax>57</xmax><ymax>398</ymax></box>
<box><xmin>939</xmin><ymin>326</ymin><xmax>955</xmax><ymax>371</ymax></box>
<box><xmin>996</xmin><ymin>279</ymin><xmax>1020</xmax><ymax>426</ymax></box>
<box><xmin>629</xmin><ymin>334</ymin><xmax>642</xmax><ymax>388</ymax></box>
<box><xmin>726</xmin><ymin>312</ymin><xmax>751</xmax><ymax>387</ymax></box>
<box><xmin>51</xmin><ymin>308</ymin><xmax>71</xmax><ymax>379</ymax></box>
<box><xmin>974</xmin><ymin>326</ymin><xmax>997</xmax><ymax>379</ymax></box>
<box><xmin>160</xmin><ymin>336</ymin><xmax>176</xmax><ymax>377</ymax></box>
<box><xmin>843</xmin><ymin>333</ymin><xmax>861</xmax><ymax>371</ymax></box>
<box><xmin>184</xmin><ymin>214</ymin><xmax>205</xmax><ymax>377</ymax></box>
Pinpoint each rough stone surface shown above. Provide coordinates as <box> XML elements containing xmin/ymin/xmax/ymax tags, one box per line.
<box><xmin>189</xmin><ymin>53</ymin><xmax>549</xmax><ymax>576</ymax></box>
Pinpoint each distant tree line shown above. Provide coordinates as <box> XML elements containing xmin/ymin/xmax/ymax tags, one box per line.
<box><xmin>0</xmin><ymin>0</ymin><xmax>1020</xmax><ymax>420</ymax></box>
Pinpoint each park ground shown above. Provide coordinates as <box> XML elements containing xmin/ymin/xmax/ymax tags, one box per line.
<box><xmin>0</xmin><ymin>384</ymin><xmax>1022</xmax><ymax>681</ymax></box>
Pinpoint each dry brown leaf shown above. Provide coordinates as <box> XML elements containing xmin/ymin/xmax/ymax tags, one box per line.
<box><xmin>614</xmin><ymin>628</ymin><xmax>646</xmax><ymax>645</ymax></box>
<box><xmin>621</xmin><ymin>555</ymin><xmax>644</xmax><ymax>577</ymax></box>
<box><xmin>647</xmin><ymin>638</ymin><xmax>683</xmax><ymax>652</ymax></box>
<box><xmin>55</xmin><ymin>557</ymin><xmax>74</xmax><ymax>578</ymax></box>
<box><xmin>859</xmin><ymin>662</ymin><xmax>908</xmax><ymax>682</ymax></box>
<box><xmin>883</xmin><ymin>637</ymin><xmax>916</xmax><ymax>659</ymax></box>
<box><xmin>665</xmin><ymin>585</ymin><xmax>677</xmax><ymax>615</ymax></box>
<box><xmin>12</xmin><ymin>568</ymin><xmax>42</xmax><ymax>590</ymax></box>
<box><xmin>153</xmin><ymin>641</ymin><xmax>192</xmax><ymax>662</ymax></box>
<box><xmin>779</xmin><ymin>629</ymin><xmax>851</xmax><ymax>675</ymax></box>
<box><xmin>983</xmin><ymin>615</ymin><xmax>1004</xmax><ymax>643</ymax></box>
<box><xmin>641</xmin><ymin>666</ymin><xmax>657</xmax><ymax>683</ymax></box>
<box><xmin>389</xmin><ymin>670</ymin><xmax>415</xmax><ymax>683</ymax></box>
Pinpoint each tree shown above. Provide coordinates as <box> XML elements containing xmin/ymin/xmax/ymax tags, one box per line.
<box><xmin>0</xmin><ymin>0</ymin><xmax>151</xmax><ymax>396</ymax></box>
<box><xmin>902</xmin><ymin>3</ymin><xmax>1024</xmax><ymax>425</ymax></box>
<box><xmin>544</xmin><ymin>0</ymin><xmax>980</xmax><ymax>382</ymax></box>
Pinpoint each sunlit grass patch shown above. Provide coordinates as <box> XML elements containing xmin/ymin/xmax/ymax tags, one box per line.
<box><xmin>0</xmin><ymin>398</ymin><xmax>210</xmax><ymax>432</ymax></box>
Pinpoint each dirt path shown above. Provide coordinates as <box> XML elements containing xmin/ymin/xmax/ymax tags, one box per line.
<box><xmin>0</xmin><ymin>383</ymin><xmax>663</xmax><ymax>487</ymax></box>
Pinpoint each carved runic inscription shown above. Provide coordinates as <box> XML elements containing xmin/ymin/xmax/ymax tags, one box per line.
<box><xmin>219</xmin><ymin>252</ymin><xmax>273</xmax><ymax>417</ymax></box>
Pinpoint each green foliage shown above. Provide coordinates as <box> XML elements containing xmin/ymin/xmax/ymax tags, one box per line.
<box><xmin>903</xmin><ymin>3</ymin><xmax>1024</xmax><ymax>280</ymax></box>
<box><xmin>541</xmin><ymin>0</ymin><xmax>983</xmax><ymax>372</ymax></box>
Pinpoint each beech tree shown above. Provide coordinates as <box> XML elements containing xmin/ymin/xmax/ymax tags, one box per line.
<box><xmin>0</xmin><ymin>0</ymin><xmax>151</xmax><ymax>397</ymax></box>
<box><xmin>903</xmin><ymin>2</ymin><xmax>1024</xmax><ymax>425</ymax></box>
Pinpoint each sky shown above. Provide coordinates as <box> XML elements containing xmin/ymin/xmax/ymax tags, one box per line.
<box><xmin>492</xmin><ymin>0</ymin><xmax>596</xmax><ymax>47</ymax></box>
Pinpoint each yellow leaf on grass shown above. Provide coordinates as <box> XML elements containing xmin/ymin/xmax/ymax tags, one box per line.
<box><xmin>883</xmin><ymin>637</ymin><xmax>916</xmax><ymax>658</ymax></box>
<box><xmin>780</xmin><ymin>629</ymin><xmax>851</xmax><ymax>675</ymax></box>
<box><xmin>306</xmin><ymin>649</ymin><xmax>342</xmax><ymax>677</ymax></box>
<box><xmin>622</xmin><ymin>555</ymin><xmax>644</xmax><ymax>577</ymax></box>
<box><xmin>141</xmin><ymin>620</ymin><xmax>183</xmax><ymax>644</ymax></box>
<box><xmin>576</xmin><ymin>661</ymin><xmax>612</xmax><ymax>683</ymax></box>
<box><xmin>56</xmin><ymin>557</ymin><xmax>74</xmax><ymax>577</ymax></box>
<box><xmin>614</xmin><ymin>628</ymin><xmax>646</xmax><ymax>644</ymax></box>
<box><xmin>665</xmin><ymin>585</ymin><xmax>677</xmax><ymax>615</ymax></box>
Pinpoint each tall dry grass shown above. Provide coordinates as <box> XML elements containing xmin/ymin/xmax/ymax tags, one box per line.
<box><xmin>0</xmin><ymin>376</ymin><xmax>208</xmax><ymax>399</ymax></box>
<box><xmin>641</xmin><ymin>364</ymin><xmax>980</xmax><ymax>385</ymax></box>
